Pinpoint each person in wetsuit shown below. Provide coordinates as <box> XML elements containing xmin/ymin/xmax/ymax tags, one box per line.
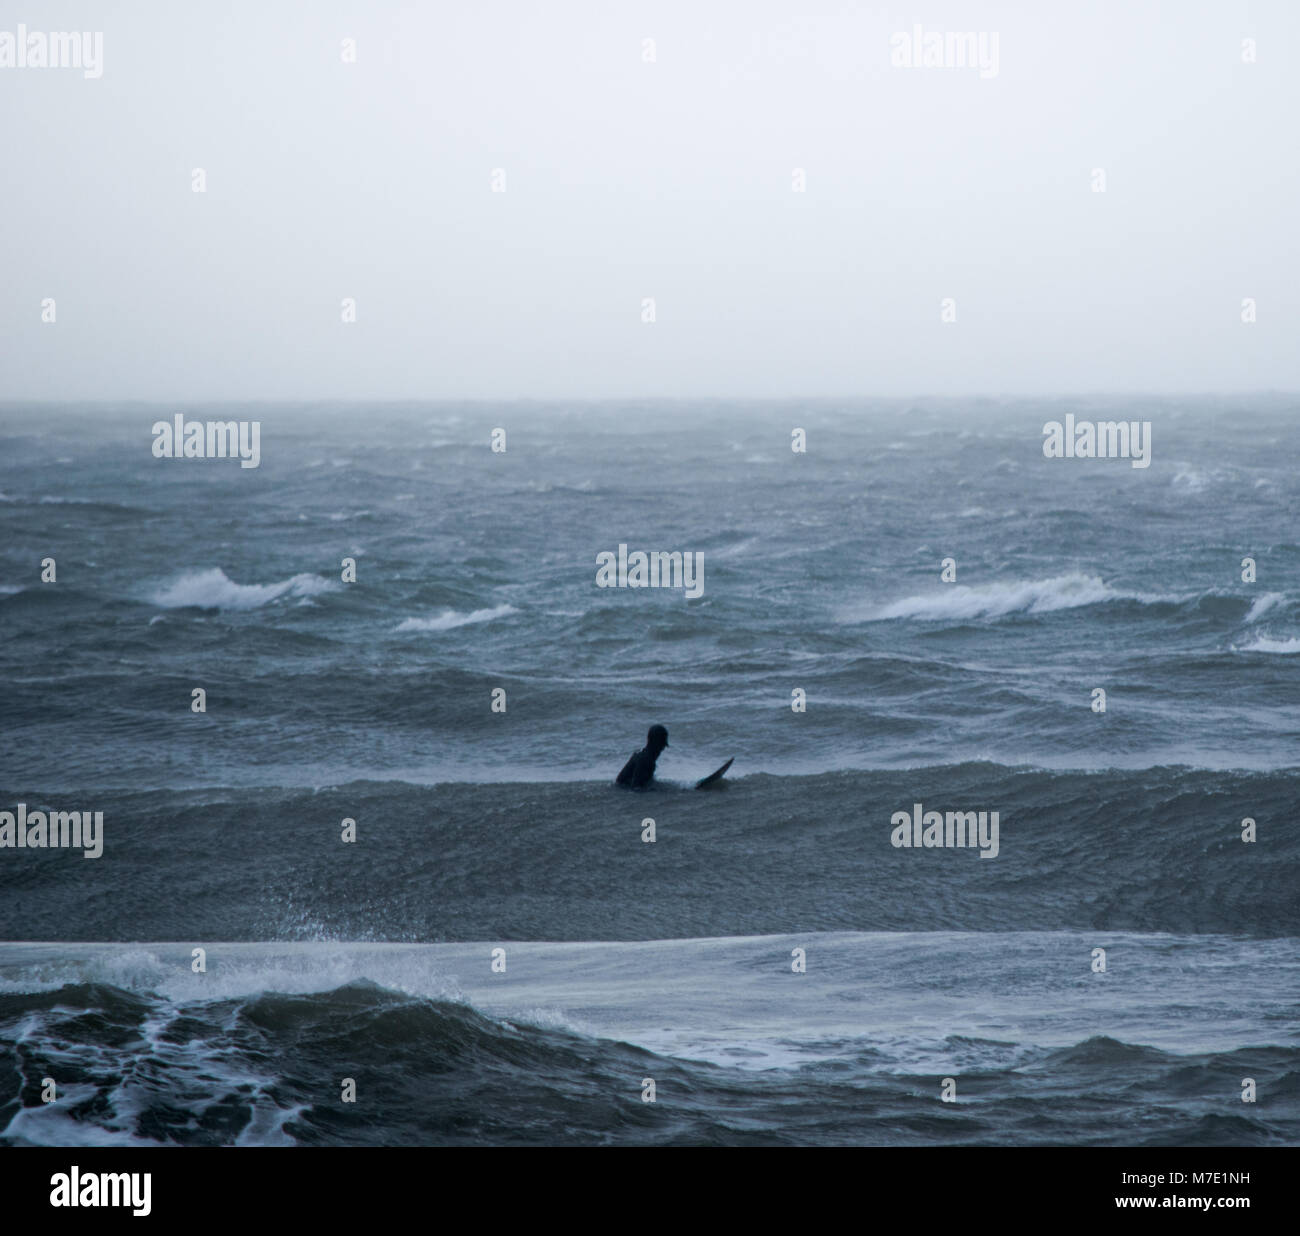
<box><xmin>616</xmin><ymin>724</ymin><xmax>669</xmax><ymax>788</ymax></box>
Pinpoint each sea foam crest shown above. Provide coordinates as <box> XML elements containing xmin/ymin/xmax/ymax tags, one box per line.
<box><xmin>1244</xmin><ymin>592</ymin><xmax>1285</xmax><ymax>623</ymax></box>
<box><xmin>149</xmin><ymin>568</ymin><xmax>337</xmax><ymax>611</ymax></box>
<box><xmin>854</xmin><ymin>573</ymin><xmax>1145</xmax><ymax>622</ymax></box>
<box><xmin>396</xmin><ymin>604</ymin><xmax>518</xmax><ymax>632</ymax></box>
<box><xmin>1233</xmin><ymin>634</ymin><xmax>1300</xmax><ymax>654</ymax></box>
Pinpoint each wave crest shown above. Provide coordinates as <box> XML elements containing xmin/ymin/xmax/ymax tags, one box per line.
<box><xmin>1244</xmin><ymin>592</ymin><xmax>1285</xmax><ymax>623</ymax></box>
<box><xmin>396</xmin><ymin>604</ymin><xmax>518</xmax><ymax>632</ymax></box>
<box><xmin>149</xmin><ymin>568</ymin><xmax>337</xmax><ymax>611</ymax></box>
<box><xmin>1233</xmin><ymin>635</ymin><xmax>1300</xmax><ymax>654</ymax></box>
<box><xmin>852</xmin><ymin>573</ymin><xmax>1143</xmax><ymax>623</ymax></box>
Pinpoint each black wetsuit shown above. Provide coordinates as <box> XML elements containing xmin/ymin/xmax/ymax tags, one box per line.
<box><xmin>616</xmin><ymin>725</ymin><xmax>668</xmax><ymax>788</ymax></box>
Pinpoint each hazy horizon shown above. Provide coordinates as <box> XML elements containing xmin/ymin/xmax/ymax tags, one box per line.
<box><xmin>4</xmin><ymin>390</ymin><xmax>1299</xmax><ymax>406</ymax></box>
<box><xmin>3</xmin><ymin>0</ymin><xmax>1297</xmax><ymax>401</ymax></box>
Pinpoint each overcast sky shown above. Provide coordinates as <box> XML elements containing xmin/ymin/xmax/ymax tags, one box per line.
<box><xmin>2</xmin><ymin>0</ymin><xmax>1296</xmax><ymax>400</ymax></box>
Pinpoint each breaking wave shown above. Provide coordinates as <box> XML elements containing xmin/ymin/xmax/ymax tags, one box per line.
<box><xmin>148</xmin><ymin>568</ymin><xmax>338</xmax><ymax>611</ymax></box>
<box><xmin>1244</xmin><ymin>593</ymin><xmax>1286</xmax><ymax>623</ymax></box>
<box><xmin>850</xmin><ymin>573</ymin><xmax>1153</xmax><ymax>622</ymax></box>
<box><xmin>395</xmin><ymin>605</ymin><xmax>518</xmax><ymax>632</ymax></box>
<box><xmin>1233</xmin><ymin>635</ymin><xmax>1300</xmax><ymax>654</ymax></box>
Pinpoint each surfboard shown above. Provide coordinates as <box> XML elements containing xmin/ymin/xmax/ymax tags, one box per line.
<box><xmin>694</xmin><ymin>758</ymin><xmax>733</xmax><ymax>789</ymax></box>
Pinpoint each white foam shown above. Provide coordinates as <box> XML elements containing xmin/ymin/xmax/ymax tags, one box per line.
<box><xmin>396</xmin><ymin>604</ymin><xmax>518</xmax><ymax>632</ymax></box>
<box><xmin>148</xmin><ymin>568</ymin><xmax>337</xmax><ymax>611</ymax></box>
<box><xmin>849</xmin><ymin>573</ymin><xmax>1152</xmax><ymax>623</ymax></box>
<box><xmin>1244</xmin><ymin>592</ymin><xmax>1285</xmax><ymax>623</ymax></box>
<box><xmin>0</xmin><ymin>945</ymin><xmax>466</xmax><ymax>1007</ymax></box>
<box><xmin>2</xmin><ymin>935</ymin><xmax>1295</xmax><ymax>1085</ymax></box>
<box><xmin>3</xmin><ymin>1089</ymin><xmax>164</xmax><ymax>1147</ymax></box>
<box><xmin>1170</xmin><ymin>462</ymin><xmax>1230</xmax><ymax>492</ymax></box>
<box><xmin>1233</xmin><ymin>634</ymin><xmax>1300</xmax><ymax>654</ymax></box>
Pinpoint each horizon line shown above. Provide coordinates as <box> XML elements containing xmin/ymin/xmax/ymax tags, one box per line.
<box><xmin>2</xmin><ymin>390</ymin><xmax>1298</xmax><ymax>407</ymax></box>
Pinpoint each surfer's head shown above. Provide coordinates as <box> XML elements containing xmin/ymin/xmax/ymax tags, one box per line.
<box><xmin>646</xmin><ymin>724</ymin><xmax>669</xmax><ymax>754</ymax></box>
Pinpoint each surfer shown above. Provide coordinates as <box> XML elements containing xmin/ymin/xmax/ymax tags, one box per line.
<box><xmin>615</xmin><ymin>726</ymin><xmax>734</xmax><ymax>789</ymax></box>
<box><xmin>616</xmin><ymin>724</ymin><xmax>669</xmax><ymax>788</ymax></box>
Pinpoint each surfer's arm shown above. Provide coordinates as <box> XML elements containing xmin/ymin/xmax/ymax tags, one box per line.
<box><xmin>615</xmin><ymin>751</ymin><xmax>638</xmax><ymax>786</ymax></box>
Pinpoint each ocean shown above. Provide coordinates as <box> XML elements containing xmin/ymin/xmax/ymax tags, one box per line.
<box><xmin>1</xmin><ymin>397</ymin><xmax>1297</xmax><ymax>1146</ymax></box>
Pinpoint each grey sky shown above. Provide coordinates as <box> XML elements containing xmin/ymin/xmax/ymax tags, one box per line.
<box><xmin>2</xmin><ymin>0</ymin><xmax>1296</xmax><ymax>399</ymax></box>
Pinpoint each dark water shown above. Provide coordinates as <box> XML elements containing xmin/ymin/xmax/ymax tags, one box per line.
<box><xmin>0</xmin><ymin>766</ymin><xmax>1296</xmax><ymax>942</ymax></box>
<box><xmin>1</xmin><ymin>398</ymin><xmax>1297</xmax><ymax>1144</ymax></box>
